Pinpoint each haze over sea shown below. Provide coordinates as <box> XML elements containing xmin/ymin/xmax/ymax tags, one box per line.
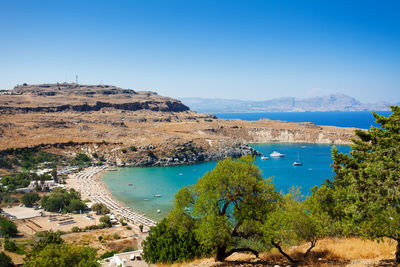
<box><xmin>102</xmin><ymin>111</ymin><xmax>389</xmax><ymax>221</ymax></box>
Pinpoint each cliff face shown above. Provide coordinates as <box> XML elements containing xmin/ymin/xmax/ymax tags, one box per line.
<box><xmin>0</xmin><ymin>83</ymin><xmax>190</xmax><ymax>114</ymax></box>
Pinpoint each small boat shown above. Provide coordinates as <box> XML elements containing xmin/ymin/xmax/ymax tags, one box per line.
<box><xmin>157</xmin><ymin>209</ymin><xmax>161</xmax><ymax>213</ymax></box>
<box><xmin>261</xmin><ymin>156</ymin><xmax>269</xmax><ymax>160</ymax></box>
<box><xmin>293</xmin><ymin>151</ymin><xmax>302</xmax><ymax>166</ymax></box>
<box><xmin>154</xmin><ymin>194</ymin><xmax>161</xmax><ymax>197</ymax></box>
<box><xmin>270</xmin><ymin>151</ymin><xmax>285</xmax><ymax>157</ymax></box>
<box><xmin>128</xmin><ymin>184</ymin><xmax>133</xmax><ymax>186</ymax></box>
<box><xmin>179</xmin><ymin>173</ymin><xmax>183</xmax><ymax>176</ymax></box>
<box><xmin>143</xmin><ymin>198</ymin><xmax>149</xmax><ymax>201</ymax></box>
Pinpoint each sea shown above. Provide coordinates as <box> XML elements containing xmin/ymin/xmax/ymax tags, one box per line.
<box><xmin>102</xmin><ymin>111</ymin><xmax>391</xmax><ymax>221</ymax></box>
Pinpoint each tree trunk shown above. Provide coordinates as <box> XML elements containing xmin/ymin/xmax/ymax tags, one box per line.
<box><xmin>215</xmin><ymin>245</ymin><xmax>227</xmax><ymax>262</ymax></box>
<box><xmin>396</xmin><ymin>239</ymin><xmax>400</xmax><ymax>263</ymax></box>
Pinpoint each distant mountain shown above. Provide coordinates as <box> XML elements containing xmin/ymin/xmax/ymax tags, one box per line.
<box><xmin>180</xmin><ymin>93</ymin><xmax>392</xmax><ymax>113</ymax></box>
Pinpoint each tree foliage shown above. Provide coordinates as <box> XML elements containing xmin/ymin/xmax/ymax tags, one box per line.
<box><xmin>316</xmin><ymin>106</ymin><xmax>400</xmax><ymax>262</ymax></box>
<box><xmin>24</xmin><ymin>243</ymin><xmax>98</xmax><ymax>267</ymax></box>
<box><xmin>0</xmin><ymin>252</ymin><xmax>14</xmax><ymax>267</ymax></box>
<box><xmin>0</xmin><ymin>216</ymin><xmax>18</xmax><ymax>237</ymax></box>
<box><xmin>167</xmin><ymin>156</ymin><xmax>281</xmax><ymax>261</ymax></box>
<box><xmin>142</xmin><ymin>218</ymin><xmax>208</xmax><ymax>263</ymax></box>
<box><xmin>91</xmin><ymin>203</ymin><xmax>110</xmax><ymax>215</ymax></box>
<box><xmin>41</xmin><ymin>188</ymin><xmax>87</xmax><ymax>213</ymax></box>
<box><xmin>30</xmin><ymin>231</ymin><xmax>64</xmax><ymax>256</ymax></box>
<box><xmin>22</xmin><ymin>193</ymin><xmax>40</xmax><ymax>207</ymax></box>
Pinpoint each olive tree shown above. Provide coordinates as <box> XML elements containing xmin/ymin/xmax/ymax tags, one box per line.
<box><xmin>168</xmin><ymin>156</ymin><xmax>281</xmax><ymax>261</ymax></box>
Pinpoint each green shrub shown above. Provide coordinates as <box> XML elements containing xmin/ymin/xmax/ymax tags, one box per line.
<box><xmin>129</xmin><ymin>146</ymin><xmax>137</xmax><ymax>152</ymax></box>
<box><xmin>71</xmin><ymin>226</ymin><xmax>80</xmax><ymax>233</ymax></box>
<box><xmin>142</xmin><ymin>219</ymin><xmax>208</xmax><ymax>264</ymax></box>
<box><xmin>22</xmin><ymin>192</ymin><xmax>40</xmax><ymax>207</ymax></box>
<box><xmin>122</xmin><ymin>246</ymin><xmax>136</xmax><ymax>252</ymax></box>
<box><xmin>0</xmin><ymin>251</ymin><xmax>13</xmax><ymax>267</ymax></box>
<box><xmin>100</xmin><ymin>249</ymin><xmax>119</xmax><ymax>259</ymax></box>
<box><xmin>0</xmin><ymin>216</ymin><xmax>18</xmax><ymax>237</ymax></box>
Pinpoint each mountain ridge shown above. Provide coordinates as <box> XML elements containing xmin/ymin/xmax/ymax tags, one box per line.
<box><xmin>180</xmin><ymin>93</ymin><xmax>392</xmax><ymax>113</ymax></box>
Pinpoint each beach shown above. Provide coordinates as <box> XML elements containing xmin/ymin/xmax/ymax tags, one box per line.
<box><xmin>66</xmin><ymin>165</ymin><xmax>156</xmax><ymax>230</ymax></box>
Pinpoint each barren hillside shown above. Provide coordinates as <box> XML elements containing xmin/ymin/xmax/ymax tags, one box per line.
<box><xmin>0</xmin><ymin>83</ymin><xmax>356</xmax><ymax>166</ymax></box>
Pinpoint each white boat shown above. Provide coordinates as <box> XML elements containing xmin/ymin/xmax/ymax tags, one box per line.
<box><xmin>261</xmin><ymin>156</ymin><xmax>269</xmax><ymax>160</ymax></box>
<box><xmin>270</xmin><ymin>151</ymin><xmax>285</xmax><ymax>157</ymax></box>
<box><xmin>154</xmin><ymin>194</ymin><xmax>161</xmax><ymax>197</ymax></box>
<box><xmin>157</xmin><ymin>209</ymin><xmax>161</xmax><ymax>213</ymax></box>
<box><xmin>293</xmin><ymin>150</ymin><xmax>302</xmax><ymax>166</ymax></box>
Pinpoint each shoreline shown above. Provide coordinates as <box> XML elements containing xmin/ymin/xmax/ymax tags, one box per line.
<box><xmin>66</xmin><ymin>165</ymin><xmax>157</xmax><ymax>230</ymax></box>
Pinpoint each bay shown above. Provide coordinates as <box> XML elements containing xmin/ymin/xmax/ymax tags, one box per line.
<box><xmin>102</xmin><ymin>143</ymin><xmax>350</xmax><ymax>221</ymax></box>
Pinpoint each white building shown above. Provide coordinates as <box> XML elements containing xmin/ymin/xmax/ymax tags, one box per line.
<box><xmin>100</xmin><ymin>250</ymin><xmax>147</xmax><ymax>267</ymax></box>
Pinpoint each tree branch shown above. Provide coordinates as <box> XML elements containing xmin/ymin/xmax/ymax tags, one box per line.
<box><xmin>271</xmin><ymin>240</ymin><xmax>298</xmax><ymax>263</ymax></box>
<box><xmin>224</xmin><ymin>247</ymin><xmax>259</xmax><ymax>259</ymax></box>
<box><xmin>303</xmin><ymin>238</ymin><xmax>318</xmax><ymax>259</ymax></box>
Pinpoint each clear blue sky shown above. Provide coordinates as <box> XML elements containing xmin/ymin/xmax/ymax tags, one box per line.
<box><xmin>0</xmin><ymin>0</ymin><xmax>399</xmax><ymax>102</ymax></box>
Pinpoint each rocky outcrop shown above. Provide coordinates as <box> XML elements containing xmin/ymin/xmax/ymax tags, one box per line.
<box><xmin>0</xmin><ymin>83</ymin><xmax>190</xmax><ymax>114</ymax></box>
<box><xmin>117</xmin><ymin>143</ymin><xmax>260</xmax><ymax>167</ymax></box>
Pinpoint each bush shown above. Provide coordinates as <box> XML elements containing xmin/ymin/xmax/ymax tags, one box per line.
<box><xmin>91</xmin><ymin>203</ymin><xmax>109</xmax><ymax>215</ymax></box>
<box><xmin>4</xmin><ymin>238</ymin><xmax>17</xmax><ymax>252</ymax></box>
<box><xmin>30</xmin><ymin>231</ymin><xmax>64</xmax><ymax>256</ymax></box>
<box><xmin>99</xmin><ymin>215</ymin><xmax>112</xmax><ymax>227</ymax></box>
<box><xmin>25</xmin><ymin>243</ymin><xmax>98</xmax><ymax>266</ymax></box>
<box><xmin>22</xmin><ymin>192</ymin><xmax>40</xmax><ymax>207</ymax></box>
<box><xmin>142</xmin><ymin>219</ymin><xmax>208</xmax><ymax>264</ymax></box>
<box><xmin>0</xmin><ymin>251</ymin><xmax>13</xmax><ymax>267</ymax></box>
<box><xmin>71</xmin><ymin>226</ymin><xmax>80</xmax><ymax>233</ymax></box>
<box><xmin>100</xmin><ymin>249</ymin><xmax>119</xmax><ymax>259</ymax></box>
<box><xmin>122</xmin><ymin>246</ymin><xmax>136</xmax><ymax>252</ymax></box>
<box><xmin>0</xmin><ymin>216</ymin><xmax>18</xmax><ymax>237</ymax></box>
<box><xmin>121</xmin><ymin>149</ymin><xmax>127</xmax><ymax>153</ymax></box>
<box><xmin>129</xmin><ymin>146</ymin><xmax>137</xmax><ymax>152</ymax></box>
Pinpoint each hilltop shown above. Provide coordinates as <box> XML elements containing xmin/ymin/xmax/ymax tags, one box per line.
<box><xmin>0</xmin><ymin>83</ymin><xmax>355</xmax><ymax>168</ymax></box>
<box><xmin>181</xmin><ymin>93</ymin><xmax>391</xmax><ymax>113</ymax></box>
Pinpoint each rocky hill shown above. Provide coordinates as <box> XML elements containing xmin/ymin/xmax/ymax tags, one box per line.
<box><xmin>0</xmin><ymin>83</ymin><xmax>190</xmax><ymax>114</ymax></box>
<box><xmin>0</xmin><ymin>83</ymin><xmax>356</xmax><ymax>167</ymax></box>
<box><xmin>181</xmin><ymin>93</ymin><xmax>391</xmax><ymax>113</ymax></box>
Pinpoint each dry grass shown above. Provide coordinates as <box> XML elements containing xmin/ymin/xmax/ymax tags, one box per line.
<box><xmin>159</xmin><ymin>237</ymin><xmax>397</xmax><ymax>267</ymax></box>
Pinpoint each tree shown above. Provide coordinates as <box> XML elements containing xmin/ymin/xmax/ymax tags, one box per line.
<box><xmin>41</xmin><ymin>188</ymin><xmax>85</xmax><ymax>213</ymax></box>
<box><xmin>22</xmin><ymin>193</ymin><xmax>40</xmax><ymax>207</ymax></box>
<box><xmin>320</xmin><ymin>106</ymin><xmax>400</xmax><ymax>262</ymax></box>
<box><xmin>0</xmin><ymin>252</ymin><xmax>13</xmax><ymax>267</ymax></box>
<box><xmin>24</xmin><ymin>243</ymin><xmax>98</xmax><ymax>267</ymax></box>
<box><xmin>100</xmin><ymin>215</ymin><xmax>112</xmax><ymax>227</ymax></box>
<box><xmin>168</xmin><ymin>156</ymin><xmax>280</xmax><ymax>261</ymax></box>
<box><xmin>51</xmin><ymin>168</ymin><xmax>58</xmax><ymax>183</ymax></box>
<box><xmin>0</xmin><ymin>216</ymin><xmax>18</xmax><ymax>237</ymax></box>
<box><xmin>30</xmin><ymin>231</ymin><xmax>64</xmax><ymax>256</ymax></box>
<box><xmin>67</xmin><ymin>199</ymin><xmax>87</xmax><ymax>213</ymax></box>
<box><xmin>142</xmin><ymin>219</ymin><xmax>208</xmax><ymax>263</ymax></box>
<box><xmin>264</xmin><ymin>188</ymin><xmax>328</xmax><ymax>263</ymax></box>
<box><xmin>91</xmin><ymin>203</ymin><xmax>109</xmax><ymax>215</ymax></box>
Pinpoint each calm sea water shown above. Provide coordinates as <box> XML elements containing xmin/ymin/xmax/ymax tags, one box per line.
<box><xmin>102</xmin><ymin>143</ymin><xmax>350</xmax><ymax>221</ymax></box>
<box><xmin>215</xmin><ymin>111</ymin><xmax>391</xmax><ymax>129</ymax></box>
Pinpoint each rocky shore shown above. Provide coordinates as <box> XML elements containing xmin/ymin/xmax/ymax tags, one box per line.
<box><xmin>121</xmin><ymin>143</ymin><xmax>260</xmax><ymax>167</ymax></box>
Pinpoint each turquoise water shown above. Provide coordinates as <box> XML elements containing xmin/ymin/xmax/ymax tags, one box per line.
<box><xmin>102</xmin><ymin>143</ymin><xmax>350</xmax><ymax>221</ymax></box>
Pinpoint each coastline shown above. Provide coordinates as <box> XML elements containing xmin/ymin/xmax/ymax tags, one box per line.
<box><xmin>66</xmin><ymin>165</ymin><xmax>156</xmax><ymax>231</ymax></box>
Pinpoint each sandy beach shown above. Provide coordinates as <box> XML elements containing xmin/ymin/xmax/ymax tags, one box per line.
<box><xmin>66</xmin><ymin>166</ymin><xmax>156</xmax><ymax>230</ymax></box>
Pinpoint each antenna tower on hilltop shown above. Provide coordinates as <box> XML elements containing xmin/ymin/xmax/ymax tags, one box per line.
<box><xmin>76</xmin><ymin>75</ymin><xmax>78</xmax><ymax>84</ymax></box>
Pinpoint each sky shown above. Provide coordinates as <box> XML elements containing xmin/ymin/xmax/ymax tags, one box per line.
<box><xmin>0</xmin><ymin>0</ymin><xmax>399</xmax><ymax>102</ymax></box>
